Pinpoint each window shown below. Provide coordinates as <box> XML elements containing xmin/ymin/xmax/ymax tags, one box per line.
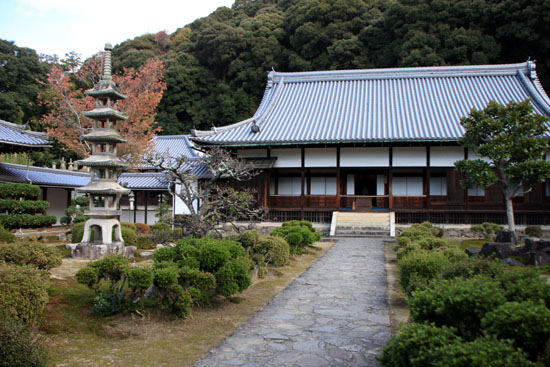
<box><xmin>429</xmin><ymin>176</ymin><xmax>447</xmax><ymax>196</ymax></box>
<box><xmin>310</xmin><ymin>177</ymin><xmax>337</xmax><ymax>195</ymax></box>
<box><xmin>393</xmin><ymin>177</ymin><xmax>423</xmax><ymax>196</ymax></box>
<box><xmin>277</xmin><ymin>177</ymin><xmax>302</xmax><ymax>195</ymax></box>
<box><xmin>546</xmin><ymin>180</ymin><xmax>550</xmax><ymax>196</ymax></box>
<box><xmin>468</xmin><ymin>185</ymin><xmax>485</xmax><ymax>197</ymax></box>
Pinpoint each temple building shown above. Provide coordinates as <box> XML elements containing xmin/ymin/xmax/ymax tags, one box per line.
<box><xmin>74</xmin><ymin>44</ymin><xmax>130</xmax><ymax>256</ymax></box>
<box><xmin>191</xmin><ymin>62</ymin><xmax>550</xmax><ymax>226</ymax></box>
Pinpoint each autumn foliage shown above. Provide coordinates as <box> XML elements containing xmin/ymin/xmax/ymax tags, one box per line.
<box><xmin>39</xmin><ymin>54</ymin><xmax>166</xmax><ymax>165</ymax></box>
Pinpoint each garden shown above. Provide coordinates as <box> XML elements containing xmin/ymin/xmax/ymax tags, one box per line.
<box><xmin>380</xmin><ymin>222</ymin><xmax>550</xmax><ymax>367</ymax></box>
<box><xmin>0</xmin><ymin>214</ymin><xmax>328</xmax><ymax>367</ymax></box>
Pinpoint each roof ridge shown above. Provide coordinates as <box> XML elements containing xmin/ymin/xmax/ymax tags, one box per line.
<box><xmin>0</xmin><ymin>162</ymin><xmax>91</xmax><ymax>177</ymax></box>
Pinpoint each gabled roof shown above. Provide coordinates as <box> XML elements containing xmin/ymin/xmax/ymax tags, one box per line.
<box><xmin>191</xmin><ymin>62</ymin><xmax>550</xmax><ymax>146</ymax></box>
<box><xmin>0</xmin><ymin>120</ymin><xmax>50</xmax><ymax>148</ymax></box>
<box><xmin>0</xmin><ymin>163</ymin><xmax>90</xmax><ymax>187</ymax></box>
<box><xmin>152</xmin><ymin>135</ymin><xmax>200</xmax><ymax>159</ymax></box>
<box><xmin>118</xmin><ymin>172</ymin><xmax>170</xmax><ymax>191</ymax></box>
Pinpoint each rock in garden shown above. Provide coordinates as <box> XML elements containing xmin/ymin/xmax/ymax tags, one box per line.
<box><xmin>529</xmin><ymin>252</ymin><xmax>550</xmax><ymax>266</ymax></box>
<box><xmin>504</xmin><ymin>258</ymin><xmax>525</xmax><ymax>266</ymax></box>
<box><xmin>465</xmin><ymin>248</ymin><xmax>481</xmax><ymax>257</ymax></box>
<box><xmin>480</xmin><ymin>242</ymin><xmax>512</xmax><ymax>259</ymax></box>
<box><xmin>495</xmin><ymin>230</ymin><xmax>515</xmax><ymax>243</ymax></box>
<box><xmin>139</xmin><ymin>251</ymin><xmax>154</xmax><ymax>258</ymax></box>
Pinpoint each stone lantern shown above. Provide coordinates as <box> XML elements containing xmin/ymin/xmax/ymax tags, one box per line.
<box><xmin>72</xmin><ymin>43</ymin><xmax>132</xmax><ymax>259</ymax></box>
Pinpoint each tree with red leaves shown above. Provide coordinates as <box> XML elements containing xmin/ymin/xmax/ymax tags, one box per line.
<box><xmin>39</xmin><ymin>54</ymin><xmax>166</xmax><ymax>166</ymax></box>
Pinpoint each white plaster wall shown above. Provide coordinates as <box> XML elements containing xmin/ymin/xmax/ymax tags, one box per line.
<box><xmin>468</xmin><ymin>148</ymin><xmax>492</xmax><ymax>162</ymax></box>
<box><xmin>237</xmin><ymin>149</ymin><xmax>268</xmax><ymax>158</ymax></box>
<box><xmin>346</xmin><ymin>174</ymin><xmax>355</xmax><ymax>195</ymax></box>
<box><xmin>392</xmin><ymin>147</ymin><xmax>427</xmax><ymax>167</ymax></box>
<box><xmin>174</xmin><ymin>182</ymin><xmax>198</xmax><ymax>215</ymax></box>
<box><xmin>46</xmin><ymin>188</ymin><xmax>68</xmax><ymax>224</ymax></box>
<box><xmin>340</xmin><ymin>147</ymin><xmax>389</xmax><ymax>167</ymax></box>
<box><xmin>304</xmin><ymin>148</ymin><xmax>337</xmax><ymax>167</ymax></box>
<box><xmin>430</xmin><ymin>147</ymin><xmax>464</xmax><ymax>167</ymax></box>
<box><xmin>271</xmin><ymin>148</ymin><xmax>301</xmax><ymax>168</ymax></box>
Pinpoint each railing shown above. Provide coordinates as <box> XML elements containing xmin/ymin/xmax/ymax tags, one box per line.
<box><xmin>395</xmin><ymin>211</ymin><xmax>550</xmax><ymax>225</ymax></box>
<box><xmin>340</xmin><ymin>195</ymin><xmax>389</xmax><ymax>210</ymax></box>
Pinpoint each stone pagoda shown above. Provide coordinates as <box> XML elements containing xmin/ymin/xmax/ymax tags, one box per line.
<box><xmin>72</xmin><ymin>43</ymin><xmax>131</xmax><ymax>259</ymax></box>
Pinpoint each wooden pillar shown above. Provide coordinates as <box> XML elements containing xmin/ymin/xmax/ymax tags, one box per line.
<box><xmin>42</xmin><ymin>187</ymin><xmax>48</xmax><ymax>201</ymax></box>
<box><xmin>133</xmin><ymin>191</ymin><xmax>137</xmax><ymax>223</ymax></box>
<box><xmin>300</xmin><ymin>147</ymin><xmax>305</xmax><ymax>220</ymax></box>
<box><xmin>144</xmin><ymin>191</ymin><xmax>149</xmax><ymax>224</ymax></box>
<box><xmin>66</xmin><ymin>189</ymin><xmax>72</xmax><ymax>208</ymax></box>
<box><xmin>336</xmin><ymin>147</ymin><xmax>341</xmax><ymax>209</ymax></box>
<box><xmin>264</xmin><ymin>171</ymin><xmax>270</xmax><ymax>209</ymax></box>
<box><xmin>389</xmin><ymin>146</ymin><xmax>393</xmax><ymax>209</ymax></box>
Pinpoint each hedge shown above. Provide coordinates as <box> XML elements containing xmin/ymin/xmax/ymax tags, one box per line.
<box><xmin>0</xmin><ymin>183</ymin><xmax>40</xmax><ymax>200</ymax></box>
<box><xmin>0</xmin><ymin>214</ymin><xmax>57</xmax><ymax>229</ymax></box>
<box><xmin>0</xmin><ymin>318</ymin><xmax>48</xmax><ymax>367</ymax></box>
<box><xmin>0</xmin><ymin>241</ymin><xmax>62</xmax><ymax>270</ymax></box>
<box><xmin>0</xmin><ymin>200</ymin><xmax>49</xmax><ymax>214</ymax></box>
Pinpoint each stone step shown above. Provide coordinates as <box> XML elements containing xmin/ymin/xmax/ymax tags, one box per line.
<box><xmin>335</xmin><ymin>230</ymin><xmax>390</xmax><ymax>237</ymax></box>
<box><xmin>337</xmin><ymin>225</ymin><xmax>390</xmax><ymax>231</ymax></box>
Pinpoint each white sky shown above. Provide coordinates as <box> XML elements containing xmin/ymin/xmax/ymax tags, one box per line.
<box><xmin>0</xmin><ymin>0</ymin><xmax>235</xmax><ymax>59</ymax></box>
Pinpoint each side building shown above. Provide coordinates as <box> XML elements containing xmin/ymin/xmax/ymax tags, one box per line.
<box><xmin>191</xmin><ymin>62</ymin><xmax>550</xmax><ymax>226</ymax></box>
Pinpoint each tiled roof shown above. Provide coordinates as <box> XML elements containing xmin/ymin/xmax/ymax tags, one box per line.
<box><xmin>0</xmin><ymin>163</ymin><xmax>90</xmax><ymax>187</ymax></box>
<box><xmin>152</xmin><ymin>135</ymin><xmax>199</xmax><ymax>159</ymax></box>
<box><xmin>0</xmin><ymin>120</ymin><xmax>50</xmax><ymax>147</ymax></box>
<box><xmin>191</xmin><ymin>62</ymin><xmax>550</xmax><ymax>146</ymax></box>
<box><xmin>118</xmin><ymin>172</ymin><xmax>170</xmax><ymax>190</ymax></box>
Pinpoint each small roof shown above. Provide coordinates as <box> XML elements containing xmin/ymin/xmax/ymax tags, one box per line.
<box><xmin>0</xmin><ymin>120</ymin><xmax>50</xmax><ymax>148</ymax></box>
<box><xmin>191</xmin><ymin>61</ymin><xmax>550</xmax><ymax>146</ymax></box>
<box><xmin>81</xmin><ymin>129</ymin><xmax>127</xmax><ymax>143</ymax></box>
<box><xmin>78</xmin><ymin>155</ymin><xmax>128</xmax><ymax>168</ymax></box>
<box><xmin>76</xmin><ymin>180</ymin><xmax>130</xmax><ymax>195</ymax></box>
<box><xmin>83</xmin><ymin>107</ymin><xmax>128</xmax><ymax>121</ymax></box>
<box><xmin>118</xmin><ymin>172</ymin><xmax>170</xmax><ymax>191</ymax></box>
<box><xmin>152</xmin><ymin>135</ymin><xmax>200</xmax><ymax>159</ymax></box>
<box><xmin>0</xmin><ymin>163</ymin><xmax>90</xmax><ymax>188</ymax></box>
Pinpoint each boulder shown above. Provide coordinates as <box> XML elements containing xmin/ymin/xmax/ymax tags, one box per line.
<box><xmin>480</xmin><ymin>242</ymin><xmax>513</xmax><ymax>259</ymax></box>
<box><xmin>139</xmin><ymin>251</ymin><xmax>153</xmax><ymax>258</ymax></box>
<box><xmin>465</xmin><ymin>248</ymin><xmax>481</xmax><ymax>257</ymax></box>
<box><xmin>504</xmin><ymin>258</ymin><xmax>525</xmax><ymax>266</ymax></box>
<box><xmin>495</xmin><ymin>230</ymin><xmax>516</xmax><ymax>243</ymax></box>
<box><xmin>529</xmin><ymin>252</ymin><xmax>550</xmax><ymax>266</ymax></box>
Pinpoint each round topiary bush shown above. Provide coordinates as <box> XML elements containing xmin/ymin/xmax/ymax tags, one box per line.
<box><xmin>198</xmin><ymin>242</ymin><xmax>231</xmax><ymax>273</ymax></box>
<box><xmin>378</xmin><ymin>323</ymin><xmax>461</xmax><ymax>367</ymax></box>
<box><xmin>127</xmin><ymin>267</ymin><xmax>154</xmax><ymax>292</ymax></box>
<box><xmin>0</xmin><ymin>241</ymin><xmax>61</xmax><ymax>270</ymax></box>
<box><xmin>259</xmin><ymin>236</ymin><xmax>290</xmax><ymax>266</ymax></box>
<box><xmin>497</xmin><ymin>269</ymin><xmax>550</xmax><ymax>308</ymax></box>
<box><xmin>398</xmin><ymin>250</ymin><xmax>450</xmax><ymax>293</ymax></box>
<box><xmin>239</xmin><ymin>230</ymin><xmax>260</xmax><ymax>249</ymax></box>
<box><xmin>215</xmin><ymin>259</ymin><xmax>251</xmax><ymax>298</ymax></box>
<box><xmin>409</xmin><ymin>275</ymin><xmax>507</xmax><ymax>339</ymax></box>
<box><xmin>285</xmin><ymin>231</ymin><xmax>303</xmax><ymax>248</ymax></box>
<box><xmin>481</xmin><ymin>300</ymin><xmax>550</xmax><ymax>361</ymax></box>
<box><xmin>0</xmin><ymin>318</ymin><xmax>48</xmax><ymax>367</ymax></box>
<box><xmin>0</xmin><ymin>263</ymin><xmax>49</xmax><ymax>325</ymax></box>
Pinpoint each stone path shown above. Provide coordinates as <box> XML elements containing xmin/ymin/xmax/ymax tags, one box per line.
<box><xmin>195</xmin><ymin>237</ymin><xmax>391</xmax><ymax>367</ymax></box>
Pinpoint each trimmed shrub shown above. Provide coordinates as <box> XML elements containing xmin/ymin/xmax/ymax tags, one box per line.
<box><xmin>481</xmin><ymin>300</ymin><xmax>550</xmax><ymax>361</ymax></box>
<box><xmin>134</xmin><ymin>223</ymin><xmax>151</xmax><ymax>235</ymax></box>
<box><xmin>127</xmin><ymin>267</ymin><xmax>154</xmax><ymax>292</ymax></box>
<box><xmin>440</xmin><ymin>256</ymin><xmax>503</xmax><ymax>281</ymax></box>
<box><xmin>0</xmin><ymin>241</ymin><xmax>61</xmax><ymax>270</ymax></box>
<box><xmin>497</xmin><ymin>268</ymin><xmax>550</xmax><ymax>307</ymax></box>
<box><xmin>75</xmin><ymin>266</ymin><xmax>99</xmax><ymax>288</ymax></box>
<box><xmin>199</xmin><ymin>242</ymin><xmax>231</xmax><ymax>273</ymax></box>
<box><xmin>0</xmin><ymin>226</ymin><xmax>15</xmax><ymax>243</ymax></box>
<box><xmin>0</xmin><ymin>318</ymin><xmax>48</xmax><ymax>367</ymax></box>
<box><xmin>0</xmin><ymin>264</ymin><xmax>49</xmax><ymax>325</ymax></box>
<box><xmin>0</xmin><ymin>214</ymin><xmax>57</xmax><ymax>230</ymax></box>
<box><xmin>135</xmin><ymin>235</ymin><xmax>155</xmax><ymax>250</ymax></box>
<box><xmin>258</xmin><ymin>235</ymin><xmax>290</xmax><ymax>266</ymax></box>
<box><xmin>70</xmin><ymin>221</ymin><xmax>85</xmax><ymax>242</ymax></box>
<box><xmin>0</xmin><ymin>200</ymin><xmax>49</xmax><ymax>214</ymax></box>
<box><xmin>152</xmin><ymin>246</ymin><xmax>177</xmax><ymax>263</ymax></box>
<box><xmin>398</xmin><ymin>250</ymin><xmax>450</xmax><ymax>293</ymax></box>
<box><xmin>409</xmin><ymin>276</ymin><xmax>506</xmax><ymax>339</ymax></box>
<box><xmin>0</xmin><ymin>183</ymin><xmax>40</xmax><ymax>199</ymax></box>
<box><xmin>162</xmin><ymin>284</ymin><xmax>192</xmax><ymax>318</ymax></box>
<box><xmin>435</xmin><ymin>336</ymin><xmax>534</xmax><ymax>367</ymax></box>
<box><xmin>378</xmin><ymin>323</ymin><xmax>460</xmax><ymax>367</ymax></box>
<box><xmin>154</xmin><ymin>266</ymin><xmax>179</xmax><ymax>288</ymax></box>
<box><xmin>239</xmin><ymin>230</ymin><xmax>260</xmax><ymax>249</ymax></box>
<box><xmin>271</xmin><ymin>220</ymin><xmax>319</xmax><ymax>252</ymax></box>
<box><xmin>96</xmin><ymin>254</ymin><xmax>129</xmax><ymax>285</ymax></box>
<box><xmin>524</xmin><ymin>225</ymin><xmax>542</xmax><ymax>238</ymax></box>
<box><xmin>215</xmin><ymin>259</ymin><xmax>252</xmax><ymax>298</ymax></box>
<box><xmin>151</xmin><ymin>221</ymin><xmax>171</xmax><ymax>244</ymax></box>
<box><xmin>120</xmin><ymin>225</ymin><xmax>137</xmax><ymax>247</ymax></box>
<box><xmin>471</xmin><ymin>222</ymin><xmax>504</xmax><ymax>240</ymax></box>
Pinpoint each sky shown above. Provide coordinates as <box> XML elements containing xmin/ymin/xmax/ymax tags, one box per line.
<box><xmin>0</xmin><ymin>0</ymin><xmax>235</xmax><ymax>59</ymax></box>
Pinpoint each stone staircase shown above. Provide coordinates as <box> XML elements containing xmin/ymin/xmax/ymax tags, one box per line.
<box><xmin>330</xmin><ymin>211</ymin><xmax>395</xmax><ymax>237</ymax></box>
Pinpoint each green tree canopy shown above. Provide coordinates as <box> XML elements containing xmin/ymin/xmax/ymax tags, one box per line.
<box><xmin>455</xmin><ymin>99</ymin><xmax>550</xmax><ymax>235</ymax></box>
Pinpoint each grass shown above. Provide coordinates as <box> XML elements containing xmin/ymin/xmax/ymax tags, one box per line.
<box><xmin>41</xmin><ymin>241</ymin><xmax>334</xmax><ymax>367</ymax></box>
<box><xmin>449</xmin><ymin>239</ymin><xmax>486</xmax><ymax>250</ymax></box>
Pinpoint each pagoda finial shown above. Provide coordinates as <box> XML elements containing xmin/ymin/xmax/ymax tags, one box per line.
<box><xmin>101</xmin><ymin>43</ymin><xmax>113</xmax><ymax>82</ymax></box>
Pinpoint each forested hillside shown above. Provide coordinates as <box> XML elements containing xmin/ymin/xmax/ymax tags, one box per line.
<box><xmin>111</xmin><ymin>0</ymin><xmax>550</xmax><ymax>135</ymax></box>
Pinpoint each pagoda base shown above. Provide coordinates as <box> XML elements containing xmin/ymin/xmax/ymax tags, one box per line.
<box><xmin>69</xmin><ymin>242</ymin><xmax>136</xmax><ymax>260</ymax></box>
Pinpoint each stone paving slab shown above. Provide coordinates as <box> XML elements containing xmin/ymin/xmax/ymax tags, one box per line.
<box><xmin>195</xmin><ymin>238</ymin><xmax>390</xmax><ymax>367</ymax></box>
